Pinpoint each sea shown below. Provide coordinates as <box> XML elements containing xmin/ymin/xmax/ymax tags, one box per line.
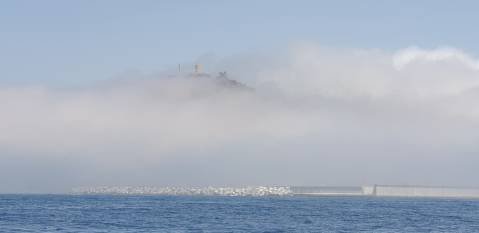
<box><xmin>0</xmin><ymin>195</ymin><xmax>478</xmax><ymax>232</ymax></box>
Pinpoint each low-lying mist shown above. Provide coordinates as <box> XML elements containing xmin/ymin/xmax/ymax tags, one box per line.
<box><xmin>1</xmin><ymin>43</ymin><xmax>478</xmax><ymax>193</ymax></box>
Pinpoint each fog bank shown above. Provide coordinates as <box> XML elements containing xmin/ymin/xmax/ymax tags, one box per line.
<box><xmin>1</xmin><ymin>43</ymin><xmax>478</xmax><ymax>193</ymax></box>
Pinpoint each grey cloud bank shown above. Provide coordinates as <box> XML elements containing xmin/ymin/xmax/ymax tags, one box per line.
<box><xmin>1</xmin><ymin>43</ymin><xmax>478</xmax><ymax>193</ymax></box>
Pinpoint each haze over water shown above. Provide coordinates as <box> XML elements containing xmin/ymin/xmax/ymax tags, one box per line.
<box><xmin>1</xmin><ymin>1</ymin><xmax>479</xmax><ymax>232</ymax></box>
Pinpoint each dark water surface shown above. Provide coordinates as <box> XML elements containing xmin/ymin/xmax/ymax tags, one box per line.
<box><xmin>0</xmin><ymin>195</ymin><xmax>478</xmax><ymax>232</ymax></box>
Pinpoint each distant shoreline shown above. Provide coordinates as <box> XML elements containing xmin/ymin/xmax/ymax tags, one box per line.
<box><xmin>61</xmin><ymin>185</ymin><xmax>479</xmax><ymax>199</ymax></box>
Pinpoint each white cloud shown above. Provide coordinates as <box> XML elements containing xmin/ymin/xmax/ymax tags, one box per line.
<box><xmin>393</xmin><ymin>47</ymin><xmax>479</xmax><ymax>70</ymax></box>
<box><xmin>256</xmin><ymin>44</ymin><xmax>479</xmax><ymax>99</ymax></box>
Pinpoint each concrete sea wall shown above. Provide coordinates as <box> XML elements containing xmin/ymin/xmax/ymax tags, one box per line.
<box><xmin>362</xmin><ymin>185</ymin><xmax>479</xmax><ymax>198</ymax></box>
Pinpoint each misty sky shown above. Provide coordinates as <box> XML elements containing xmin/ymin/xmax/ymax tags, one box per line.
<box><xmin>1</xmin><ymin>1</ymin><xmax>479</xmax><ymax>193</ymax></box>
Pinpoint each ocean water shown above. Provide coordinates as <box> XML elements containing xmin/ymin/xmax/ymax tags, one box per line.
<box><xmin>0</xmin><ymin>195</ymin><xmax>478</xmax><ymax>232</ymax></box>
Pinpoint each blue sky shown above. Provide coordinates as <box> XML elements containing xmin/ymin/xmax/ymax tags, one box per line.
<box><xmin>1</xmin><ymin>0</ymin><xmax>478</xmax><ymax>86</ymax></box>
